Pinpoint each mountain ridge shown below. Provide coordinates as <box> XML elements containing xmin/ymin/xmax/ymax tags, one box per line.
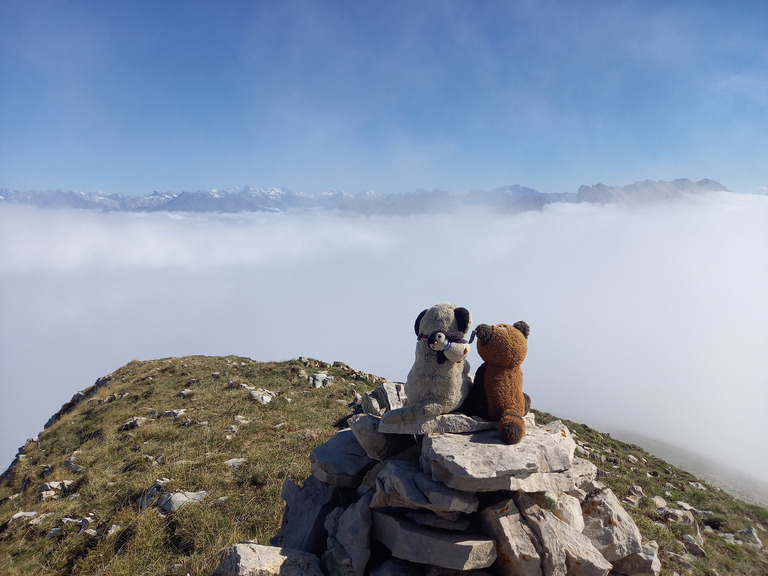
<box><xmin>0</xmin><ymin>178</ymin><xmax>731</xmax><ymax>215</ymax></box>
<box><xmin>0</xmin><ymin>356</ymin><xmax>766</xmax><ymax>575</ymax></box>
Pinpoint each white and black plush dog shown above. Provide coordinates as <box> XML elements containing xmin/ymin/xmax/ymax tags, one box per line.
<box><xmin>379</xmin><ymin>303</ymin><xmax>473</xmax><ymax>428</ymax></box>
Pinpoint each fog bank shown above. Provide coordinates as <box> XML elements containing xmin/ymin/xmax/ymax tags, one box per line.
<box><xmin>1</xmin><ymin>193</ymin><xmax>766</xmax><ymax>481</ymax></box>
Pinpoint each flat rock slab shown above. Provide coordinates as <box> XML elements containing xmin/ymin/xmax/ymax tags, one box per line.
<box><xmin>421</xmin><ymin>421</ymin><xmax>576</xmax><ymax>492</ymax></box>
<box><xmin>371</xmin><ymin>460</ymin><xmax>478</xmax><ymax>517</ymax></box>
<box><xmin>310</xmin><ymin>429</ymin><xmax>376</xmax><ymax>488</ymax></box>
<box><xmin>211</xmin><ymin>542</ymin><xmax>324</xmax><ymax>576</ymax></box>
<box><xmin>372</xmin><ymin>511</ymin><xmax>496</xmax><ymax>571</ymax></box>
<box><xmin>378</xmin><ymin>413</ymin><xmax>496</xmax><ymax>435</ymax></box>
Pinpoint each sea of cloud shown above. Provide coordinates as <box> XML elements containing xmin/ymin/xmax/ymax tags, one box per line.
<box><xmin>1</xmin><ymin>192</ymin><xmax>767</xmax><ymax>484</ymax></box>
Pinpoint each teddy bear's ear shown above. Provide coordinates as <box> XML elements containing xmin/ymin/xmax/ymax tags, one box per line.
<box><xmin>454</xmin><ymin>307</ymin><xmax>471</xmax><ymax>334</ymax></box>
<box><xmin>513</xmin><ymin>321</ymin><xmax>530</xmax><ymax>339</ymax></box>
<box><xmin>414</xmin><ymin>309</ymin><xmax>427</xmax><ymax>336</ymax></box>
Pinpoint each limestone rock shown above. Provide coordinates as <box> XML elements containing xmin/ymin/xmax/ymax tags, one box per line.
<box><xmin>310</xmin><ymin>373</ymin><xmax>333</xmax><ymax>388</ymax></box>
<box><xmin>371</xmin><ymin>460</ymin><xmax>478</xmax><ymax>518</ymax></box>
<box><xmin>515</xmin><ymin>492</ymin><xmax>612</xmax><ymax>576</ymax></box>
<box><xmin>211</xmin><ymin>542</ymin><xmax>324</xmax><ymax>576</ymax></box>
<box><xmin>157</xmin><ymin>490</ymin><xmax>207</xmax><ymax>514</ymax></box>
<box><xmin>136</xmin><ymin>478</ymin><xmax>171</xmax><ymax>510</ymax></box>
<box><xmin>421</xmin><ymin>422</ymin><xmax>577</xmax><ymax>492</ymax></box>
<box><xmin>119</xmin><ymin>416</ymin><xmax>148</xmax><ymax>431</ymax></box>
<box><xmin>322</xmin><ymin>492</ymin><xmax>373</xmax><ymax>576</ymax></box>
<box><xmin>371</xmin><ymin>511</ymin><xmax>497</xmax><ymax>571</ymax></box>
<box><xmin>533</xmin><ymin>491</ymin><xmax>584</xmax><ymax>533</ymax></box>
<box><xmin>361</xmin><ymin>381</ymin><xmax>405</xmax><ymax>415</ymax></box>
<box><xmin>8</xmin><ymin>511</ymin><xmax>38</xmax><ymax>527</ymax></box>
<box><xmin>224</xmin><ymin>458</ymin><xmax>246</xmax><ymax>471</ymax></box>
<box><xmin>478</xmin><ymin>497</ymin><xmax>542</xmax><ymax>576</ymax></box>
<box><xmin>406</xmin><ymin>510</ymin><xmax>472</xmax><ymax>531</ymax></box>
<box><xmin>310</xmin><ymin>429</ymin><xmax>375</xmax><ymax>488</ymax></box>
<box><xmin>271</xmin><ymin>475</ymin><xmax>339</xmax><ymax>555</ymax></box>
<box><xmin>347</xmin><ymin>413</ymin><xmax>415</xmax><ymax>460</ymax></box>
<box><xmin>378</xmin><ymin>413</ymin><xmax>496</xmax><ymax>436</ymax></box>
<box><xmin>63</xmin><ymin>451</ymin><xmax>85</xmax><ymax>473</ymax></box>
<box><xmin>611</xmin><ymin>540</ymin><xmax>661</xmax><ymax>576</ymax></box>
<box><xmin>682</xmin><ymin>534</ymin><xmax>706</xmax><ymax>557</ymax></box>
<box><xmin>581</xmin><ymin>487</ymin><xmax>643</xmax><ymax>562</ymax></box>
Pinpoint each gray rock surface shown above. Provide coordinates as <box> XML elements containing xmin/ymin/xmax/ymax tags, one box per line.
<box><xmin>421</xmin><ymin>422</ymin><xmax>577</xmax><ymax>492</ymax></box>
<box><xmin>478</xmin><ymin>497</ymin><xmax>542</xmax><ymax>576</ymax></box>
<box><xmin>310</xmin><ymin>429</ymin><xmax>375</xmax><ymax>488</ymax></box>
<box><xmin>377</xmin><ymin>412</ymin><xmax>496</xmax><ymax>436</ymax></box>
<box><xmin>515</xmin><ymin>492</ymin><xmax>613</xmax><ymax>576</ymax></box>
<box><xmin>157</xmin><ymin>490</ymin><xmax>207</xmax><ymax>514</ymax></box>
<box><xmin>371</xmin><ymin>460</ymin><xmax>478</xmax><ymax>518</ymax></box>
<box><xmin>347</xmin><ymin>413</ymin><xmax>415</xmax><ymax>460</ymax></box>
<box><xmin>211</xmin><ymin>542</ymin><xmax>324</xmax><ymax>576</ymax></box>
<box><xmin>611</xmin><ymin>540</ymin><xmax>662</xmax><ymax>576</ymax></box>
<box><xmin>361</xmin><ymin>381</ymin><xmax>405</xmax><ymax>416</ymax></box>
<box><xmin>581</xmin><ymin>487</ymin><xmax>643</xmax><ymax>562</ymax></box>
<box><xmin>371</xmin><ymin>511</ymin><xmax>497</xmax><ymax>571</ymax></box>
<box><xmin>322</xmin><ymin>492</ymin><xmax>373</xmax><ymax>576</ymax></box>
<box><xmin>271</xmin><ymin>475</ymin><xmax>339</xmax><ymax>555</ymax></box>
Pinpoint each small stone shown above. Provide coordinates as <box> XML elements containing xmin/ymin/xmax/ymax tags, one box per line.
<box><xmin>119</xmin><ymin>416</ymin><xmax>148</xmax><ymax>431</ymax></box>
<box><xmin>224</xmin><ymin>458</ymin><xmax>246</xmax><ymax>471</ymax></box>
<box><xmin>310</xmin><ymin>373</ymin><xmax>333</xmax><ymax>388</ymax></box>
<box><xmin>157</xmin><ymin>490</ymin><xmax>208</xmax><ymax>514</ymax></box>
<box><xmin>211</xmin><ymin>542</ymin><xmax>324</xmax><ymax>576</ymax></box>
<box><xmin>250</xmin><ymin>390</ymin><xmax>272</xmax><ymax>404</ymax></box>
<box><xmin>682</xmin><ymin>534</ymin><xmax>706</xmax><ymax>557</ymax></box>
<box><xmin>741</xmin><ymin>526</ymin><xmax>763</xmax><ymax>549</ymax></box>
<box><xmin>688</xmin><ymin>481</ymin><xmax>706</xmax><ymax>490</ymax></box>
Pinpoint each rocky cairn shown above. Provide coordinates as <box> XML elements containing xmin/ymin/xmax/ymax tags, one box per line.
<box><xmin>212</xmin><ymin>381</ymin><xmax>660</xmax><ymax>576</ymax></box>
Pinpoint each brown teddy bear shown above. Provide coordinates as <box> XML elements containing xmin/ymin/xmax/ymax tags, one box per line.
<box><xmin>460</xmin><ymin>321</ymin><xmax>531</xmax><ymax>444</ymax></box>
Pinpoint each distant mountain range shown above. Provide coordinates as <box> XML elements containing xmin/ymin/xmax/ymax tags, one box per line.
<box><xmin>0</xmin><ymin>178</ymin><xmax>730</xmax><ymax>215</ymax></box>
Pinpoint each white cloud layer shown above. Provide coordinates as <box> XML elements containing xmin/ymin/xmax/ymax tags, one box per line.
<box><xmin>1</xmin><ymin>193</ymin><xmax>767</xmax><ymax>483</ymax></box>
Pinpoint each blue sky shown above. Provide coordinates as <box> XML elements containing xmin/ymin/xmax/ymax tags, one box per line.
<box><xmin>1</xmin><ymin>0</ymin><xmax>766</xmax><ymax>195</ymax></box>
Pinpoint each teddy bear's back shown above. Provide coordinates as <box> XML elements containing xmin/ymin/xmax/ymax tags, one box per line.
<box><xmin>482</xmin><ymin>363</ymin><xmax>525</xmax><ymax>421</ymax></box>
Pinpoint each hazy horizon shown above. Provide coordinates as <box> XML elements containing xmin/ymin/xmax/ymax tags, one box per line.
<box><xmin>1</xmin><ymin>191</ymin><xmax>766</xmax><ymax>484</ymax></box>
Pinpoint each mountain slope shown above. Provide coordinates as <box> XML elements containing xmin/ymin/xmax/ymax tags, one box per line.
<box><xmin>1</xmin><ymin>356</ymin><xmax>766</xmax><ymax>576</ymax></box>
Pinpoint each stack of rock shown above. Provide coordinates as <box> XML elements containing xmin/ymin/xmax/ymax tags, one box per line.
<box><xmin>211</xmin><ymin>382</ymin><xmax>660</xmax><ymax>576</ymax></box>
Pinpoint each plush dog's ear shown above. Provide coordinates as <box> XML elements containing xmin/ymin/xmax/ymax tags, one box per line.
<box><xmin>454</xmin><ymin>307</ymin><xmax>471</xmax><ymax>334</ymax></box>
<box><xmin>414</xmin><ymin>309</ymin><xmax>427</xmax><ymax>336</ymax></box>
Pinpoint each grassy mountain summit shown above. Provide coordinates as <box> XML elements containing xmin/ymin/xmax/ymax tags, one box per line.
<box><xmin>1</xmin><ymin>356</ymin><xmax>766</xmax><ymax>575</ymax></box>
